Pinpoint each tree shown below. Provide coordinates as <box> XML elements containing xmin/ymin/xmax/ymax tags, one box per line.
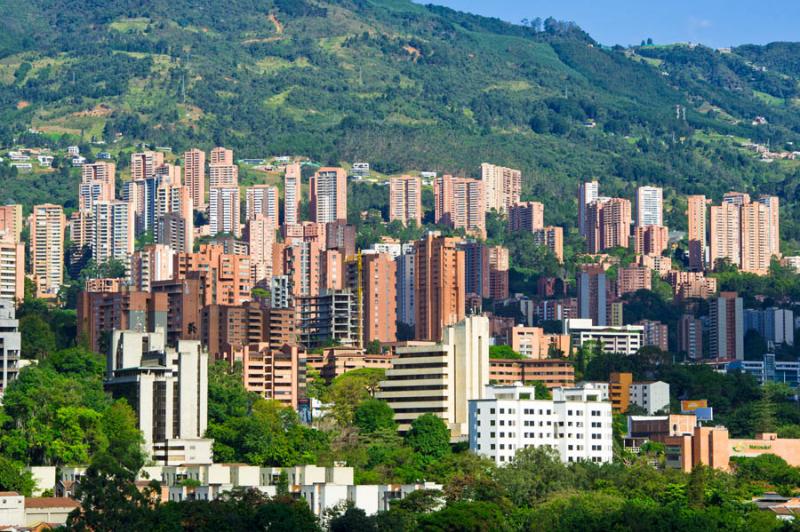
<box><xmin>494</xmin><ymin>446</ymin><xmax>570</xmax><ymax>507</ymax></box>
<box><xmin>404</xmin><ymin>414</ymin><xmax>450</xmax><ymax>461</ymax></box>
<box><xmin>354</xmin><ymin>399</ymin><xmax>395</xmax><ymax>433</ymax></box>
<box><xmin>20</xmin><ymin>314</ymin><xmax>57</xmax><ymax>360</ymax></box>
<box><xmin>255</xmin><ymin>496</ymin><xmax>321</xmax><ymax>532</ymax></box>
<box><xmin>0</xmin><ymin>456</ymin><xmax>35</xmax><ymax>496</ymax></box>
<box><xmin>417</xmin><ymin>501</ymin><xmax>511</xmax><ymax>532</ymax></box>
<box><xmin>329</xmin><ymin>504</ymin><xmax>377</xmax><ymax>532</ymax></box>
<box><xmin>489</xmin><ymin>345</ymin><xmax>524</xmax><ymax>360</ymax></box>
<box><xmin>365</xmin><ymin>339</ymin><xmax>382</xmax><ymax>354</ymax></box>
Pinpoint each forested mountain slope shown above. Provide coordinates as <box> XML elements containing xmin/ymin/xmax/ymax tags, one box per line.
<box><xmin>1</xmin><ymin>0</ymin><xmax>800</xmax><ymax>243</ymax></box>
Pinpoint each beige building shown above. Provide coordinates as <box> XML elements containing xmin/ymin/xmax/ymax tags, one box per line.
<box><xmin>284</xmin><ymin>163</ymin><xmax>302</xmax><ymax>226</ymax></box>
<box><xmin>184</xmin><ymin>148</ymin><xmax>206</xmax><ymax>210</ymax></box>
<box><xmin>508</xmin><ymin>325</ymin><xmax>570</xmax><ymax>359</ymax></box>
<box><xmin>710</xmin><ymin>194</ymin><xmax>778</xmax><ymax>275</ymax></box>
<box><xmin>434</xmin><ymin>175</ymin><xmax>485</xmax><ymax>237</ymax></box>
<box><xmin>0</xmin><ymin>204</ymin><xmax>23</xmax><ymax>243</ymax></box>
<box><xmin>634</xmin><ymin>224</ymin><xmax>668</xmax><ymax>257</ymax></box>
<box><xmin>378</xmin><ymin>316</ymin><xmax>490</xmax><ymax>438</ymax></box>
<box><xmin>80</xmin><ymin>162</ymin><xmax>116</xmax><ymax>209</ymax></box>
<box><xmin>687</xmin><ymin>195</ymin><xmax>707</xmax><ymax>270</ymax></box>
<box><xmin>28</xmin><ymin>204</ymin><xmax>66</xmax><ymax>298</ymax></box>
<box><xmin>389</xmin><ymin>175</ymin><xmax>423</xmax><ymax>226</ymax></box>
<box><xmin>533</xmin><ymin>226</ymin><xmax>564</xmax><ymax>262</ymax></box>
<box><xmin>246</xmin><ymin>185</ymin><xmax>280</xmax><ymax>233</ymax></box>
<box><xmin>740</xmin><ymin>201</ymin><xmax>770</xmax><ymax>275</ymax></box>
<box><xmin>414</xmin><ymin>233</ymin><xmax>465</xmax><ymax>341</ymax></box>
<box><xmin>247</xmin><ymin>214</ymin><xmax>276</xmax><ymax>285</ymax></box>
<box><xmin>508</xmin><ymin>201</ymin><xmax>544</xmax><ymax>232</ymax></box>
<box><xmin>480</xmin><ymin>163</ymin><xmax>521</xmax><ymax>213</ymax></box>
<box><xmin>586</xmin><ymin>197</ymin><xmax>631</xmax><ymax>253</ymax></box>
<box><xmin>130</xmin><ymin>151</ymin><xmax>164</xmax><ymax>181</ymax></box>
<box><xmin>0</xmin><ymin>240</ymin><xmax>24</xmax><ymax>302</ymax></box>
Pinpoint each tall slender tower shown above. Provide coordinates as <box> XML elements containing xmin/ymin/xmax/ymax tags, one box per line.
<box><xmin>184</xmin><ymin>148</ymin><xmax>206</xmax><ymax>210</ymax></box>
<box><xmin>687</xmin><ymin>195</ymin><xmax>707</xmax><ymax>270</ymax></box>
<box><xmin>284</xmin><ymin>163</ymin><xmax>302</xmax><ymax>227</ymax></box>
<box><xmin>414</xmin><ymin>233</ymin><xmax>465</xmax><ymax>341</ymax></box>
<box><xmin>310</xmin><ymin>167</ymin><xmax>347</xmax><ymax>224</ymax></box>
<box><xmin>578</xmin><ymin>181</ymin><xmax>599</xmax><ymax>237</ymax></box>
<box><xmin>29</xmin><ymin>204</ymin><xmax>66</xmax><ymax>298</ymax></box>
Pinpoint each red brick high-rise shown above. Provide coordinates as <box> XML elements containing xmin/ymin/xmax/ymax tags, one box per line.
<box><xmin>414</xmin><ymin>233</ymin><xmax>465</xmax><ymax>341</ymax></box>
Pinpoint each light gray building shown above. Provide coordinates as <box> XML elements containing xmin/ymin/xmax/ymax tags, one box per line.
<box><xmin>0</xmin><ymin>300</ymin><xmax>21</xmax><ymax>398</ymax></box>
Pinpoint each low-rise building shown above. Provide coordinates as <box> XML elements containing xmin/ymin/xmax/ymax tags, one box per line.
<box><xmin>563</xmin><ymin>319</ymin><xmax>643</xmax><ymax>355</ymax></box>
<box><xmin>489</xmin><ymin>358</ymin><xmax>575</xmax><ymax>389</ymax></box>
<box><xmin>469</xmin><ymin>383</ymin><xmax>613</xmax><ymax>465</ymax></box>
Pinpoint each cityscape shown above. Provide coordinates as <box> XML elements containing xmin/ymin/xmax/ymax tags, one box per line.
<box><xmin>1</xmin><ymin>1</ymin><xmax>800</xmax><ymax>531</ymax></box>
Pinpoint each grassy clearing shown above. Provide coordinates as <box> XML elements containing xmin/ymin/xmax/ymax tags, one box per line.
<box><xmin>109</xmin><ymin>18</ymin><xmax>150</xmax><ymax>32</ymax></box>
<box><xmin>753</xmin><ymin>90</ymin><xmax>785</xmax><ymax>106</ymax></box>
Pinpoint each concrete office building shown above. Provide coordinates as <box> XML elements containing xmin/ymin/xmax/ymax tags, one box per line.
<box><xmin>414</xmin><ymin>233</ymin><xmax>465</xmax><ymax>341</ymax></box>
<box><xmin>310</xmin><ymin>167</ymin><xmax>347</xmax><ymax>224</ymax></box>
<box><xmin>709</xmin><ymin>292</ymin><xmax>744</xmax><ymax>360</ymax></box>
<box><xmin>389</xmin><ymin>175</ymin><xmax>423</xmax><ymax>226</ymax></box>
<box><xmin>469</xmin><ymin>383</ymin><xmax>613</xmax><ymax>465</ymax></box>
<box><xmin>106</xmin><ymin>329</ymin><xmax>213</xmax><ymax>465</ymax></box>
<box><xmin>480</xmin><ymin>163</ymin><xmax>521</xmax><ymax>213</ymax></box>
<box><xmin>28</xmin><ymin>204</ymin><xmax>66</xmax><ymax>298</ymax></box>
<box><xmin>378</xmin><ymin>316</ymin><xmax>490</xmax><ymax>438</ymax></box>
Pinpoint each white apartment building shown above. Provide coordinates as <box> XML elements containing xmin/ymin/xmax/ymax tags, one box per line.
<box><xmin>284</xmin><ymin>163</ymin><xmax>302</xmax><ymax>226</ymax></box>
<box><xmin>0</xmin><ymin>300</ymin><xmax>21</xmax><ymax>396</ymax></box>
<box><xmin>29</xmin><ymin>204</ymin><xmax>65</xmax><ymax>297</ymax></box>
<box><xmin>564</xmin><ymin>318</ymin><xmax>644</xmax><ymax>355</ymax></box>
<box><xmin>106</xmin><ymin>329</ymin><xmax>213</xmax><ymax>465</ymax></box>
<box><xmin>480</xmin><ymin>163</ymin><xmax>521</xmax><ymax>213</ymax></box>
<box><xmin>377</xmin><ymin>316</ymin><xmax>490</xmax><ymax>439</ymax></box>
<box><xmin>245</xmin><ymin>185</ymin><xmax>279</xmax><ymax>229</ymax></box>
<box><xmin>209</xmin><ymin>186</ymin><xmax>241</xmax><ymax>238</ymax></box>
<box><xmin>629</xmin><ymin>381</ymin><xmax>670</xmax><ymax>415</ymax></box>
<box><xmin>636</xmin><ymin>186</ymin><xmax>663</xmax><ymax>227</ymax></box>
<box><xmin>91</xmin><ymin>200</ymin><xmax>134</xmax><ymax>266</ymax></box>
<box><xmin>469</xmin><ymin>383</ymin><xmax>613</xmax><ymax>465</ymax></box>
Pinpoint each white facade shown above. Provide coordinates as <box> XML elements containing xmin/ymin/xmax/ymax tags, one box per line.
<box><xmin>564</xmin><ymin>319</ymin><xmax>644</xmax><ymax>355</ymax></box>
<box><xmin>92</xmin><ymin>200</ymin><xmax>134</xmax><ymax>266</ymax></box>
<box><xmin>578</xmin><ymin>181</ymin><xmax>599</xmax><ymax>237</ymax></box>
<box><xmin>209</xmin><ymin>186</ymin><xmax>241</xmax><ymax>238</ymax></box>
<box><xmin>0</xmin><ymin>492</ymin><xmax>24</xmax><ymax>527</ymax></box>
<box><xmin>106</xmin><ymin>329</ymin><xmax>213</xmax><ymax>465</ymax></box>
<box><xmin>629</xmin><ymin>381</ymin><xmax>670</xmax><ymax>415</ymax></box>
<box><xmin>377</xmin><ymin>316</ymin><xmax>490</xmax><ymax>438</ymax></box>
<box><xmin>636</xmin><ymin>186</ymin><xmax>663</xmax><ymax>227</ymax></box>
<box><xmin>469</xmin><ymin>384</ymin><xmax>613</xmax><ymax>465</ymax></box>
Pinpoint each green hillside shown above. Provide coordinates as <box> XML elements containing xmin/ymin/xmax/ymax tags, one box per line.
<box><xmin>1</xmin><ymin>0</ymin><xmax>800</xmax><ymax>245</ymax></box>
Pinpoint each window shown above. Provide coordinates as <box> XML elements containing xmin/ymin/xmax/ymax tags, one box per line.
<box><xmin>490</xmin><ymin>408</ymin><xmax>495</xmax><ymax>414</ymax></box>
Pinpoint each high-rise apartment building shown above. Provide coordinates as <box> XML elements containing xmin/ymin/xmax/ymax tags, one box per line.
<box><xmin>247</xmin><ymin>214</ymin><xmax>276</xmax><ymax>284</ymax></box>
<box><xmin>209</xmin><ymin>186</ymin><xmax>241</xmax><ymax>237</ymax></box>
<box><xmin>0</xmin><ymin>300</ymin><xmax>21</xmax><ymax>396</ymax></box>
<box><xmin>0</xmin><ymin>241</ymin><xmax>24</xmax><ymax>303</ymax></box>
<box><xmin>389</xmin><ymin>175</ymin><xmax>423</xmax><ymax>226</ymax></box>
<box><xmin>687</xmin><ymin>195</ymin><xmax>708</xmax><ymax>270</ymax></box>
<box><xmin>284</xmin><ymin>163</ymin><xmax>302</xmax><ymax>226</ymax></box>
<box><xmin>157</xmin><ymin>212</ymin><xmax>193</xmax><ymax>253</ymax></box>
<box><xmin>92</xmin><ymin>200</ymin><xmax>134</xmax><ymax>266</ymax></box>
<box><xmin>461</xmin><ymin>242</ymin><xmax>509</xmax><ymax>300</ymax></box>
<box><xmin>130</xmin><ymin>151</ymin><xmax>164</xmax><ymax>181</ymax></box>
<box><xmin>638</xmin><ymin>320</ymin><xmax>669</xmax><ymax>351</ymax></box>
<box><xmin>0</xmin><ymin>205</ymin><xmax>22</xmax><ymax>243</ymax></box>
<box><xmin>758</xmin><ymin>195</ymin><xmax>780</xmax><ymax>258</ymax></box>
<box><xmin>740</xmin><ymin>201</ymin><xmax>770</xmax><ymax>275</ymax></box>
<box><xmin>174</xmin><ymin>245</ymin><xmax>253</xmax><ymax>306</ymax></box>
<box><xmin>310</xmin><ymin>167</ymin><xmax>347</xmax><ymax>224</ymax></box>
<box><xmin>378</xmin><ymin>315</ymin><xmax>490</xmax><ymax>437</ymax></box>
<box><xmin>616</xmin><ymin>265</ymin><xmax>652</xmax><ymax>297</ymax></box>
<box><xmin>578</xmin><ymin>181</ymin><xmax>599</xmax><ymax>237</ymax></box>
<box><xmin>28</xmin><ymin>204</ymin><xmax>66</xmax><ymax>298</ymax></box>
<box><xmin>396</xmin><ymin>244</ymin><xmax>415</xmax><ymax>327</ymax></box>
<box><xmin>634</xmin><ymin>224</ymin><xmax>668</xmax><ymax>257</ymax></box>
<box><xmin>106</xmin><ymin>329</ymin><xmax>213</xmax><ymax>465</ymax></box>
<box><xmin>155</xmin><ymin>163</ymin><xmax>181</xmax><ymax>185</ymax></box>
<box><xmin>184</xmin><ymin>148</ymin><xmax>206</xmax><ymax>210</ymax></box>
<box><xmin>678</xmin><ymin>314</ymin><xmax>703</xmax><ymax>360</ymax></box>
<box><xmin>577</xmin><ymin>265</ymin><xmax>607</xmax><ymax>326</ymax></box>
<box><xmin>480</xmin><ymin>163</ymin><xmax>521</xmax><ymax>213</ymax></box>
<box><xmin>508</xmin><ymin>201</ymin><xmax>544</xmax><ymax>232</ymax></box>
<box><xmin>209</xmin><ymin>147</ymin><xmax>237</xmax><ymax>188</ymax></box>
<box><xmin>360</xmin><ymin>252</ymin><xmax>397</xmax><ymax>344</ymax></box>
<box><xmin>245</xmin><ymin>185</ymin><xmax>279</xmax><ymax>233</ymax></box>
<box><xmin>709</xmin><ymin>292</ymin><xmax>744</xmax><ymax>360</ymax></box>
<box><xmin>636</xmin><ymin>186</ymin><xmax>663</xmax><ymax>227</ymax></box>
<box><xmin>155</xmin><ymin>182</ymin><xmax>194</xmax><ymax>252</ymax></box>
<box><xmin>297</xmin><ymin>290</ymin><xmax>360</xmax><ymax>349</ymax></box>
<box><xmin>282</xmin><ymin>240</ymin><xmax>322</xmax><ymax>298</ymax></box>
<box><xmin>722</xmin><ymin>191</ymin><xmax>751</xmax><ymax>206</ymax></box>
<box><xmin>533</xmin><ymin>226</ymin><xmax>564</xmax><ymax>262</ymax></box>
<box><xmin>80</xmin><ymin>162</ymin><xmax>116</xmax><ymax>208</ymax></box>
<box><xmin>130</xmin><ymin>244</ymin><xmax>174</xmax><ymax>292</ymax></box>
<box><xmin>434</xmin><ymin>175</ymin><xmax>485</xmax><ymax>237</ymax></box>
<box><xmin>414</xmin><ymin>233</ymin><xmax>465</xmax><ymax>341</ymax></box>
<box><xmin>586</xmin><ymin>197</ymin><xmax>631</xmax><ymax>253</ymax></box>
<box><xmin>710</xmin><ymin>202</ymin><xmax>741</xmax><ymax>269</ymax></box>
<box><xmin>210</xmin><ymin>146</ymin><xmax>233</xmax><ymax>165</ymax></box>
